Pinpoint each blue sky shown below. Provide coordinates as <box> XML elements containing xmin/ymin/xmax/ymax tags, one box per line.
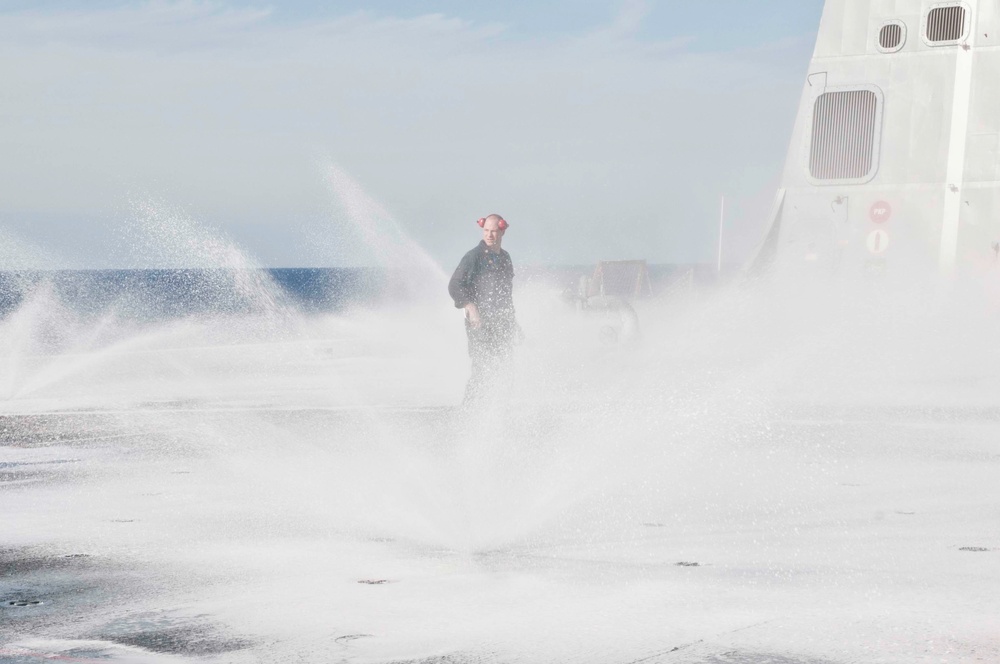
<box><xmin>234</xmin><ymin>1</ymin><xmax>821</xmax><ymax>46</ymax></box>
<box><xmin>1</xmin><ymin>1</ymin><xmax>822</xmax><ymax>42</ymax></box>
<box><xmin>0</xmin><ymin>1</ymin><xmax>825</xmax><ymax>268</ymax></box>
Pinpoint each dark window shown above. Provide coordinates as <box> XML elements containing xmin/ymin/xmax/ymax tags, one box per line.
<box><xmin>926</xmin><ymin>5</ymin><xmax>967</xmax><ymax>43</ymax></box>
<box><xmin>879</xmin><ymin>23</ymin><xmax>904</xmax><ymax>50</ymax></box>
<box><xmin>809</xmin><ymin>90</ymin><xmax>880</xmax><ymax>181</ymax></box>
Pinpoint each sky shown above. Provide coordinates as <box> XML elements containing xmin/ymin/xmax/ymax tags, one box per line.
<box><xmin>0</xmin><ymin>0</ymin><xmax>825</xmax><ymax>269</ymax></box>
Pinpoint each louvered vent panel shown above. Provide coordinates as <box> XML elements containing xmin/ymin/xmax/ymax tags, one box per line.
<box><xmin>809</xmin><ymin>91</ymin><xmax>879</xmax><ymax>181</ymax></box>
<box><xmin>879</xmin><ymin>23</ymin><xmax>903</xmax><ymax>50</ymax></box>
<box><xmin>926</xmin><ymin>5</ymin><xmax>966</xmax><ymax>42</ymax></box>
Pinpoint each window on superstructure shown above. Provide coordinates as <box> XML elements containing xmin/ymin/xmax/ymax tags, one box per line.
<box><xmin>878</xmin><ymin>22</ymin><xmax>905</xmax><ymax>52</ymax></box>
<box><xmin>808</xmin><ymin>89</ymin><xmax>881</xmax><ymax>183</ymax></box>
<box><xmin>926</xmin><ymin>5</ymin><xmax>968</xmax><ymax>43</ymax></box>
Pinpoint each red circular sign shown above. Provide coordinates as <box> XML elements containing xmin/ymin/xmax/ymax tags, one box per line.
<box><xmin>869</xmin><ymin>200</ymin><xmax>892</xmax><ymax>223</ymax></box>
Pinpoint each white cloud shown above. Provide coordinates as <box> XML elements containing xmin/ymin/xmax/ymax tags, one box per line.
<box><xmin>0</xmin><ymin>2</ymin><xmax>813</xmax><ymax>268</ymax></box>
<box><xmin>605</xmin><ymin>0</ymin><xmax>652</xmax><ymax>39</ymax></box>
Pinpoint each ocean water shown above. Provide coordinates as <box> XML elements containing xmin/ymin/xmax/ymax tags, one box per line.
<box><xmin>0</xmin><ymin>269</ymin><xmax>383</xmax><ymax>320</ymax></box>
<box><xmin>0</xmin><ymin>265</ymin><xmax>703</xmax><ymax>321</ymax></box>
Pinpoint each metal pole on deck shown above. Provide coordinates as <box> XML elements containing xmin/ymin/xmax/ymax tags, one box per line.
<box><xmin>717</xmin><ymin>195</ymin><xmax>725</xmax><ymax>274</ymax></box>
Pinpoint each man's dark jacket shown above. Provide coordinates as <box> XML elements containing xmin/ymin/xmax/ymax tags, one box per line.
<box><xmin>448</xmin><ymin>241</ymin><xmax>515</xmax><ymax>327</ymax></box>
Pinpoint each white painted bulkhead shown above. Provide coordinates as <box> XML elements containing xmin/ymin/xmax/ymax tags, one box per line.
<box><xmin>766</xmin><ymin>0</ymin><xmax>1000</xmax><ymax>274</ymax></box>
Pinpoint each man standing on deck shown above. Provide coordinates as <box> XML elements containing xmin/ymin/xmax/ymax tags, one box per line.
<box><xmin>448</xmin><ymin>214</ymin><xmax>519</xmax><ymax>402</ymax></box>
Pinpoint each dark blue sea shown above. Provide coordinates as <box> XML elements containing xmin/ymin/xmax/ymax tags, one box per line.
<box><xmin>0</xmin><ymin>265</ymin><xmax>726</xmax><ymax>320</ymax></box>
<box><xmin>0</xmin><ymin>268</ymin><xmax>384</xmax><ymax>319</ymax></box>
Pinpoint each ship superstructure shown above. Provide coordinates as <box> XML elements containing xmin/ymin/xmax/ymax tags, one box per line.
<box><xmin>758</xmin><ymin>0</ymin><xmax>1000</xmax><ymax>274</ymax></box>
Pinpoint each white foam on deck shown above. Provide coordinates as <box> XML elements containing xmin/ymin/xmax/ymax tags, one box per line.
<box><xmin>2</xmin><ymin>278</ymin><xmax>999</xmax><ymax>663</ymax></box>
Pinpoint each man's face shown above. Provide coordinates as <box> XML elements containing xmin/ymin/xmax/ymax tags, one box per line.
<box><xmin>482</xmin><ymin>218</ymin><xmax>504</xmax><ymax>248</ymax></box>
